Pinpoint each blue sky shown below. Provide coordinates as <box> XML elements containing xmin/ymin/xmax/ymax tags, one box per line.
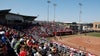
<box><xmin>0</xmin><ymin>0</ymin><xmax>100</xmax><ymax>23</ymax></box>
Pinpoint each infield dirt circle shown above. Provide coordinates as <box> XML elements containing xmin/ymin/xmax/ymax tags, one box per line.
<box><xmin>51</xmin><ymin>35</ymin><xmax>100</xmax><ymax>56</ymax></box>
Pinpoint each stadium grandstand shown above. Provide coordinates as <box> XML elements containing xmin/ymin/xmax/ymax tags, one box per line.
<box><xmin>0</xmin><ymin>9</ymin><xmax>37</xmax><ymax>30</ymax></box>
<box><xmin>0</xmin><ymin>9</ymin><xmax>96</xmax><ymax>56</ymax></box>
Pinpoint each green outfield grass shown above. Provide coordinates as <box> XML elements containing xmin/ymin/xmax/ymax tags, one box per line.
<box><xmin>86</xmin><ymin>32</ymin><xmax>100</xmax><ymax>37</ymax></box>
<box><xmin>47</xmin><ymin>32</ymin><xmax>100</xmax><ymax>41</ymax></box>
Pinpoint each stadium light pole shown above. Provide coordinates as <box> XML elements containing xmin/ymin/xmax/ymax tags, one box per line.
<box><xmin>53</xmin><ymin>3</ymin><xmax>56</xmax><ymax>34</ymax></box>
<box><xmin>53</xmin><ymin>3</ymin><xmax>62</xmax><ymax>40</ymax></box>
<box><xmin>47</xmin><ymin>0</ymin><xmax>51</xmax><ymax>22</ymax></box>
<box><xmin>78</xmin><ymin>3</ymin><xmax>82</xmax><ymax>34</ymax></box>
<box><xmin>53</xmin><ymin>3</ymin><xmax>57</xmax><ymax>40</ymax></box>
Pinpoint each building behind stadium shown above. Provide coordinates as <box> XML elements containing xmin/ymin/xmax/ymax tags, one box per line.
<box><xmin>93</xmin><ymin>22</ymin><xmax>100</xmax><ymax>32</ymax></box>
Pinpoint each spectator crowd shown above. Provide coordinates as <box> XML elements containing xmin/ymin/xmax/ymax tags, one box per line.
<box><xmin>0</xmin><ymin>24</ymin><xmax>96</xmax><ymax>56</ymax></box>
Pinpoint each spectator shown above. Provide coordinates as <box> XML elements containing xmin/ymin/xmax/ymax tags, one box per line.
<box><xmin>19</xmin><ymin>45</ymin><xmax>28</xmax><ymax>56</ymax></box>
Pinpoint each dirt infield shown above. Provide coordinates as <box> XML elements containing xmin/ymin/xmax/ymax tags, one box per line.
<box><xmin>51</xmin><ymin>35</ymin><xmax>100</xmax><ymax>56</ymax></box>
